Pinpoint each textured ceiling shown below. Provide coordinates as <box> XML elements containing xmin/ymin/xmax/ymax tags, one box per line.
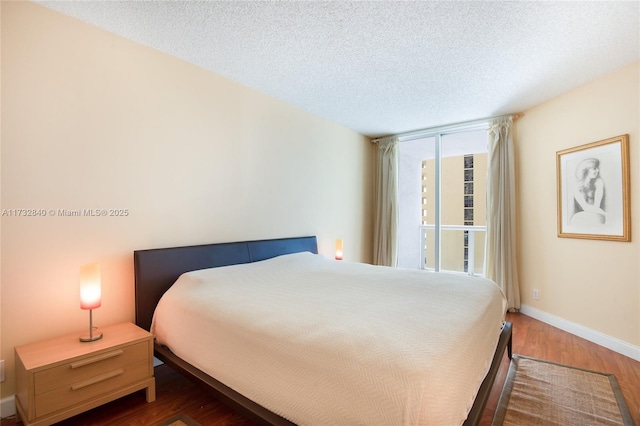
<box><xmin>36</xmin><ymin>1</ymin><xmax>640</xmax><ymax>138</ymax></box>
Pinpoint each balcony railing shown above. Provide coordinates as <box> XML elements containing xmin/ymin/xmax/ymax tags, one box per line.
<box><xmin>420</xmin><ymin>224</ymin><xmax>487</xmax><ymax>276</ymax></box>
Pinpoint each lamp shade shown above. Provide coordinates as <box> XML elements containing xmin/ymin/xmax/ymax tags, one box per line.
<box><xmin>335</xmin><ymin>239</ymin><xmax>343</xmax><ymax>260</ymax></box>
<box><xmin>80</xmin><ymin>264</ymin><xmax>101</xmax><ymax>310</ymax></box>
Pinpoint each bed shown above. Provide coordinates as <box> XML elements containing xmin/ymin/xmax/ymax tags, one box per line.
<box><xmin>134</xmin><ymin>236</ymin><xmax>512</xmax><ymax>426</ymax></box>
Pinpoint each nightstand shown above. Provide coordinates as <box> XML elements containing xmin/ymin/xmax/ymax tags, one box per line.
<box><xmin>15</xmin><ymin>322</ymin><xmax>155</xmax><ymax>426</ymax></box>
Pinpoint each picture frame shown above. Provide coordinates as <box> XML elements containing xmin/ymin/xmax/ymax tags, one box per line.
<box><xmin>557</xmin><ymin>134</ymin><xmax>630</xmax><ymax>241</ymax></box>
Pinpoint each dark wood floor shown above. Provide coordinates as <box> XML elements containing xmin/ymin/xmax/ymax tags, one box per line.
<box><xmin>2</xmin><ymin>313</ymin><xmax>639</xmax><ymax>425</ymax></box>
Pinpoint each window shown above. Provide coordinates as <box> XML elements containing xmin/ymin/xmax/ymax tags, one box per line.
<box><xmin>464</xmin><ymin>195</ymin><xmax>474</xmax><ymax>208</ymax></box>
<box><xmin>464</xmin><ymin>182</ymin><xmax>474</xmax><ymax>194</ymax></box>
<box><xmin>464</xmin><ymin>156</ymin><xmax>474</xmax><ymax>169</ymax></box>
<box><xmin>397</xmin><ymin>126</ymin><xmax>488</xmax><ymax>275</ymax></box>
<box><xmin>464</xmin><ymin>208</ymin><xmax>474</xmax><ymax>221</ymax></box>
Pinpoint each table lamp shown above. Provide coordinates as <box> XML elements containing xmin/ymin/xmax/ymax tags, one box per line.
<box><xmin>79</xmin><ymin>263</ymin><xmax>103</xmax><ymax>342</ymax></box>
<box><xmin>335</xmin><ymin>239</ymin><xmax>343</xmax><ymax>260</ymax></box>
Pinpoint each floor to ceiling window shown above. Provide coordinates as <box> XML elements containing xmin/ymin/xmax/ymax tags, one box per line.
<box><xmin>397</xmin><ymin>126</ymin><xmax>488</xmax><ymax>275</ymax></box>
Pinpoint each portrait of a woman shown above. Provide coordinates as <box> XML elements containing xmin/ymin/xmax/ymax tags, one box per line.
<box><xmin>570</xmin><ymin>157</ymin><xmax>606</xmax><ymax>225</ymax></box>
<box><xmin>557</xmin><ymin>134</ymin><xmax>629</xmax><ymax>241</ymax></box>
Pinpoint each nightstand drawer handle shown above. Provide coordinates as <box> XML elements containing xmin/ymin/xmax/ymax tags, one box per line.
<box><xmin>70</xmin><ymin>369</ymin><xmax>124</xmax><ymax>390</ymax></box>
<box><xmin>70</xmin><ymin>350</ymin><xmax>124</xmax><ymax>369</ymax></box>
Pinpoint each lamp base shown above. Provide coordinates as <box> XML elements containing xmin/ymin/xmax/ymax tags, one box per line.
<box><xmin>80</xmin><ymin>307</ymin><xmax>102</xmax><ymax>342</ymax></box>
<box><xmin>80</xmin><ymin>328</ymin><xmax>103</xmax><ymax>342</ymax></box>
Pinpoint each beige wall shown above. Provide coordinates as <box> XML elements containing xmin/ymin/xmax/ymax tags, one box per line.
<box><xmin>517</xmin><ymin>61</ymin><xmax>639</xmax><ymax>347</ymax></box>
<box><xmin>0</xmin><ymin>2</ymin><xmax>374</xmax><ymax>397</ymax></box>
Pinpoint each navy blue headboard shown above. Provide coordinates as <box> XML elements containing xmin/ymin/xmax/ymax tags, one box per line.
<box><xmin>134</xmin><ymin>236</ymin><xmax>318</xmax><ymax>331</ymax></box>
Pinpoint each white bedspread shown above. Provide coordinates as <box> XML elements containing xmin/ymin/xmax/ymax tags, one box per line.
<box><xmin>151</xmin><ymin>252</ymin><xmax>506</xmax><ymax>426</ymax></box>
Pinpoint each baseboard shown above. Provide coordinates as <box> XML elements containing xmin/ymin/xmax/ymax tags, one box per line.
<box><xmin>520</xmin><ymin>304</ymin><xmax>640</xmax><ymax>362</ymax></box>
<box><xmin>0</xmin><ymin>395</ymin><xmax>15</xmax><ymax>419</ymax></box>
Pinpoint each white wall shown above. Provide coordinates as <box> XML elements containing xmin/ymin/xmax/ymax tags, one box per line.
<box><xmin>1</xmin><ymin>2</ymin><xmax>375</xmax><ymax>398</ymax></box>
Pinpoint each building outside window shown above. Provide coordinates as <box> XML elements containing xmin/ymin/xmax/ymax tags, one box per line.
<box><xmin>397</xmin><ymin>128</ymin><xmax>488</xmax><ymax>275</ymax></box>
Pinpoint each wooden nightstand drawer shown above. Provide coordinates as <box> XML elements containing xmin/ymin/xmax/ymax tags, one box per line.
<box><xmin>35</xmin><ymin>359</ymin><xmax>150</xmax><ymax>418</ymax></box>
<box><xmin>35</xmin><ymin>341</ymin><xmax>148</xmax><ymax>394</ymax></box>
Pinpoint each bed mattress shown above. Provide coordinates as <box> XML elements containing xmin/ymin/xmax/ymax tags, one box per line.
<box><xmin>151</xmin><ymin>252</ymin><xmax>506</xmax><ymax>425</ymax></box>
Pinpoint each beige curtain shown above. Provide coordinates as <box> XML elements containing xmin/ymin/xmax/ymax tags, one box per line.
<box><xmin>485</xmin><ymin>117</ymin><xmax>521</xmax><ymax>311</ymax></box>
<box><xmin>373</xmin><ymin>136</ymin><xmax>399</xmax><ymax>267</ymax></box>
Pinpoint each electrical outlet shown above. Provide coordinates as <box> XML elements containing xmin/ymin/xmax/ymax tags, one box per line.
<box><xmin>533</xmin><ymin>289</ymin><xmax>539</xmax><ymax>300</ymax></box>
<box><xmin>0</xmin><ymin>360</ymin><xmax>5</xmax><ymax>382</ymax></box>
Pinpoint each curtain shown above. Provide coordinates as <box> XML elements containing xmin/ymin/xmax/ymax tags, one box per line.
<box><xmin>485</xmin><ymin>117</ymin><xmax>521</xmax><ymax>311</ymax></box>
<box><xmin>373</xmin><ymin>136</ymin><xmax>399</xmax><ymax>267</ymax></box>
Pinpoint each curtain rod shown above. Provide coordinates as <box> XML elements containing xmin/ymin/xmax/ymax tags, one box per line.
<box><xmin>371</xmin><ymin>112</ymin><xmax>520</xmax><ymax>143</ymax></box>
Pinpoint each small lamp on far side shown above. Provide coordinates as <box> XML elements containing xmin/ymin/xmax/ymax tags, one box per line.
<box><xmin>79</xmin><ymin>263</ymin><xmax>103</xmax><ymax>342</ymax></box>
<box><xmin>335</xmin><ymin>239</ymin><xmax>344</xmax><ymax>260</ymax></box>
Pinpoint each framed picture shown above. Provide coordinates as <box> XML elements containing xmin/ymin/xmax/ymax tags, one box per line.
<box><xmin>557</xmin><ymin>134</ymin><xmax>630</xmax><ymax>241</ymax></box>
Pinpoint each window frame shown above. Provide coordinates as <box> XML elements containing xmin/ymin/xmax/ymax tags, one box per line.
<box><xmin>398</xmin><ymin>120</ymin><xmax>490</xmax><ymax>274</ymax></box>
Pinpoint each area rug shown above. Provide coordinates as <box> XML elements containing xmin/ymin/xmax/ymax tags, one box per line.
<box><xmin>492</xmin><ymin>354</ymin><xmax>634</xmax><ymax>426</ymax></box>
<box><xmin>157</xmin><ymin>413</ymin><xmax>202</xmax><ymax>426</ymax></box>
